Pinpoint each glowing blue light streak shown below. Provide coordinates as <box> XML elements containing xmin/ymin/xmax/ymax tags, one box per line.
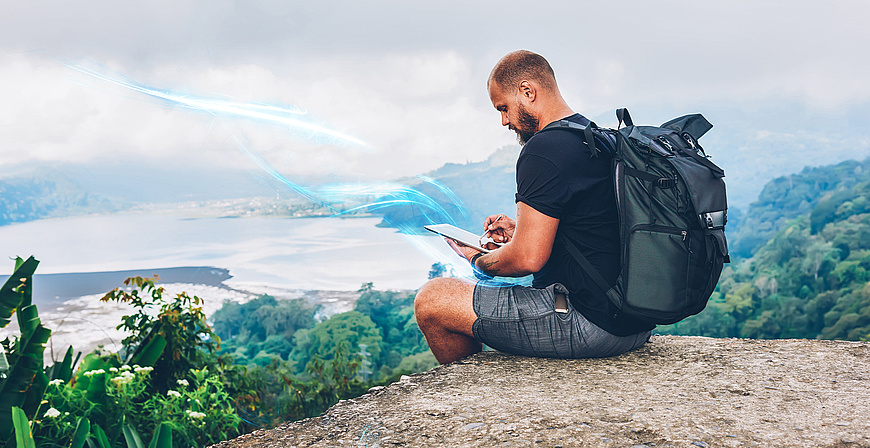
<box><xmin>66</xmin><ymin>63</ymin><xmax>501</xmax><ymax>282</ymax></box>
<box><xmin>63</xmin><ymin>62</ymin><xmax>366</xmax><ymax>147</ymax></box>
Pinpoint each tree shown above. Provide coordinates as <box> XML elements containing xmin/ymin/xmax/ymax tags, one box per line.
<box><xmin>428</xmin><ymin>262</ymin><xmax>447</xmax><ymax>279</ymax></box>
<box><xmin>289</xmin><ymin>311</ymin><xmax>382</xmax><ymax>376</ymax></box>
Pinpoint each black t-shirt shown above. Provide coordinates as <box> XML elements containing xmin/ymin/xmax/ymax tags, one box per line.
<box><xmin>515</xmin><ymin>114</ymin><xmax>654</xmax><ymax>336</ymax></box>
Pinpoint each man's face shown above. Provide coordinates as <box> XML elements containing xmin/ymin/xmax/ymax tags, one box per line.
<box><xmin>488</xmin><ymin>82</ymin><xmax>538</xmax><ymax>145</ymax></box>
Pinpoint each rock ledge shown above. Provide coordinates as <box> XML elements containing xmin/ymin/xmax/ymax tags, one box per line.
<box><xmin>212</xmin><ymin>335</ymin><xmax>870</xmax><ymax>447</ymax></box>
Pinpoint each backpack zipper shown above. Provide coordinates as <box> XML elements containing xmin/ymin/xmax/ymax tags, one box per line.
<box><xmin>632</xmin><ymin>224</ymin><xmax>688</xmax><ymax>242</ymax></box>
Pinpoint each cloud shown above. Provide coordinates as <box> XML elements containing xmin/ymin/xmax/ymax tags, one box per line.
<box><xmin>1</xmin><ymin>0</ymin><xmax>869</xmax><ymax>182</ymax></box>
<box><xmin>0</xmin><ymin>52</ymin><xmax>508</xmax><ymax>180</ymax></box>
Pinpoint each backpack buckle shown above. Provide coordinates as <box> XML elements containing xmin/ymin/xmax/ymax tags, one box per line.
<box><xmin>657</xmin><ymin>178</ymin><xmax>674</xmax><ymax>189</ymax></box>
<box><xmin>701</xmin><ymin>211</ymin><xmax>727</xmax><ymax>229</ymax></box>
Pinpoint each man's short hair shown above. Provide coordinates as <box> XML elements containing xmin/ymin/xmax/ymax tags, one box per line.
<box><xmin>489</xmin><ymin>50</ymin><xmax>557</xmax><ymax>92</ymax></box>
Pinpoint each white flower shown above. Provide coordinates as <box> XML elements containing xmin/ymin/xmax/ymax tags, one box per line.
<box><xmin>177</xmin><ymin>379</ymin><xmax>189</xmax><ymax>387</ymax></box>
<box><xmin>109</xmin><ymin>367</ymin><xmax>119</xmax><ymax>373</ymax></box>
<box><xmin>134</xmin><ymin>366</ymin><xmax>153</xmax><ymax>373</ymax></box>
<box><xmin>83</xmin><ymin>369</ymin><xmax>105</xmax><ymax>377</ymax></box>
<box><xmin>44</xmin><ymin>408</ymin><xmax>61</xmax><ymax>418</ymax></box>
<box><xmin>48</xmin><ymin>379</ymin><xmax>64</xmax><ymax>386</ymax></box>
<box><xmin>167</xmin><ymin>390</ymin><xmax>181</xmax><ymax>398</ymax></box>
<box><xmin>186</xmin><ymin>410</ymin><xmax>206</xmax><ymax>419</ymax></box>
<box><xmin>111</xmin><ymin>373</ymin><xmax>134</xmax><ymax>386</ymax></box>
<box><xmin>120</xmin><ymin>365</ymin><xmax>132</xmax><ymax>371</ymax></box>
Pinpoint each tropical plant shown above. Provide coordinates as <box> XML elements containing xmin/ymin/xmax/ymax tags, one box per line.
<box><xmin>100</xmin><ymin>276</ymin><xmax>220</xmax><ymax>393</ymax></box>
<box><xmin>0</xmin><ymin>256</ymin><xmax>71</xmax><ymax>446</ymax></box>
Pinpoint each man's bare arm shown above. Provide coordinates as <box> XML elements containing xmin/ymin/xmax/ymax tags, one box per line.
<box><xmin>473</xmin><ymin>202</ymin><xmax>559</xmax><ymax>277</ymax></box>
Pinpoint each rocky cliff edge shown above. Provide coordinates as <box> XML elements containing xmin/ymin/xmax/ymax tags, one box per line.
<box><xmin>211</xmin><ymin>335</ymin><xmax>870</xmax><ymax>447</ymax></box>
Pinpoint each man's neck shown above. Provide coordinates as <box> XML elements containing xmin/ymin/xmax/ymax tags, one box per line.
<box><xmin>536</xmin><ymin>103</ymin><xmax>576</xmax><ymax>132</ymax></box>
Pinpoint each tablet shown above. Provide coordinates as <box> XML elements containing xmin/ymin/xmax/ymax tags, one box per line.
<box><xmin>424</xmin><ymin>224</ymin><xmax>491</xmax><ymax>253</ymax></box>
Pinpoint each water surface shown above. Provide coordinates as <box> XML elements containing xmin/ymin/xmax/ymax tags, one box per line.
<box><xmin>0</xmin><ymin>213</ymin><xmax>456</xmax><ymax>293</ymax></box>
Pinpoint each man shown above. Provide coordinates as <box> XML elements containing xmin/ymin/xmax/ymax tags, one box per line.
<box><xmin>415</xmin><ymin>50</ymin><xmax>653</xmax><ymax>365</ymax></box>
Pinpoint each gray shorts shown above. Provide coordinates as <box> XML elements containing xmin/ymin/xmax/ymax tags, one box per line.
<box><xmin>472</xmin><ymin>282</ymin><xmax>651</xmax><ymax>359</ymax></box>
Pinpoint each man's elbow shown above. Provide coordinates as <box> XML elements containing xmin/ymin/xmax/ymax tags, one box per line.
<box><xmin>516</xmin><ymin>252</ymin><xmax>549</xmax><ymax>274</ymax></box>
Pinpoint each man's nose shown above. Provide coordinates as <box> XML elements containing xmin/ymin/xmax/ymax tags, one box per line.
<box><xmin>501</xmin><ymin>114</ymin><xmax>509</xmax><ymax>127</ymax></box>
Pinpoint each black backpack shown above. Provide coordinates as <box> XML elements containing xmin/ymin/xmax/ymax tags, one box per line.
<box><xmin>540</xmin><ymin>108</ymin><xmax>729</xmax><ymax>325</ymax></box>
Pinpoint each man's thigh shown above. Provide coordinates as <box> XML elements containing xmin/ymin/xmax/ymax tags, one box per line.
<box><xmin>472</xmin><ymin>282</ymin><xmax>650</xmax><ymax>359</ymax></box>
<box><xmin>415</xmin><ymin>277</ymin><xmax>477</xmax><ymax>337</ymax></box>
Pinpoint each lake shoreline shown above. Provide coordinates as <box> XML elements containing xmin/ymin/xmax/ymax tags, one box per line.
<box><xmin>1</xmin><ymin>265</ymin><xmax>417</xmax><ymax>314</ymax></box>
<box><xmin>1</xmin><ymin>266</ymin><xmax>233</xmax><ymax>307</ymax></box>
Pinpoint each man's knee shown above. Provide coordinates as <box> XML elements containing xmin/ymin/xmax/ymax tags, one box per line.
<box><xmin>414</xmin><ymin>277</ymin><xmax>454</xmax><ymax>320</ymax></box>
<box><xmin>414</xmin><ymin>277</ymin><xmax>475</xmax><ymax>323</ymax></box>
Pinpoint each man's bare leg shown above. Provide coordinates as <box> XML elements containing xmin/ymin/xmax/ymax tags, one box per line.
<box><xmin>414</xmin><ymin>277</ymin><xmax>480</xmax><ymax>364</ymax></box>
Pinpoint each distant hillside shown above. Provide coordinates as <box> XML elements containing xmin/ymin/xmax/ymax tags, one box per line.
<box><xmin>373</xmin><ymin>145</ymin><xmax>520</xmax><ymax>231</ymax></box>
<box><xmin>728</xmin><ymin>157</ymin><xmax>870</xmax><ymax>258</ymax></box>
<box><xmin>0</xmin><ymin>177</ymin><xmax>116</xmax><ymax>225</ymax></box>
<box><xmin>0</xmin><ymin>161</ymin><xmax>309</xmax><ymax>225</ymax></box>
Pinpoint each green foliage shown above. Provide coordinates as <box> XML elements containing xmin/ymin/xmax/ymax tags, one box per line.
<box><xmin>211</xmin><ymin>295</ymin><xmax>316</xmax><ymax>366</ymax></box>
<box><xmin>729</xmin><ymin>158</ymin><xmax>870</xmax><ymax>258</ymax></box>
<box><xmin>100</xmin><ymin>277</ymin><xmax>219</xmax><ymax>393</ymax></box>
<box><xmin>394</xmin><ymin>351</ymin><xmax>438</xmax><ymax>375</ymax></box>
<box><xmin>138</xmin><ymin>368</ymin><xmax>239</xmax><ymax>447</ymax></box>
<box><xmin>3</xmin><ymin>262</ymin><xmax>436</xmax><ymax>446</ymax></box>
<box><xmin>12</xmin><ymin>406</ymin><xmax>35</xmax><ymax>448</ymax></box>
<box><xmin>353</xmin><ymin>284</ymin><xmax>428</xmax><ymax>364</ymax></box>
<box><xmin>0</xmin><ymin>256</ymin><xmax>39</xmax><ymax>327</ymax></box>
<box><xmin>122</xmin><ymin>423</ymin><xmax>145</xmax><ymax>448</ymax></box>
<box><xmin>3</xmin><ymin>274</ymin><xmax>244</xmax><ymax>447</ymax></box>
<box><xmin>0</xmin><ymin>257</ymin><xmax>54</xmax><ymax>446</ymax></box>
<box><xmin>35</xmin><ymin>362</ymin><xmax>238</xmax><ymax>447</ymax></box>
<box><xmin>205</xmin><ymin>283</ymin><xmax>435</xmax><ymax>430</ymax></box>
<box><xmin>280</xmin><ymin>342</ymin><xmax>369</xmax><ymax>421</ymax></box>
<box><xmin>70</xmin><ymin>417</ymin><xmax>90</xmax><ymax>448</ymax></box>
<box><xmin>148</xmin><ymin>423</ymin><xmax>172</xmax><ymax>448</ymax></box>
<box><xmin>289</xmin><ymin>311</ymin><xmax>382</xmax><ymax>377</ymax></box>
<box><xmin>90</xmin><ymin>424</ymin><xmax>111</xmax><ymax>448</ymax></box>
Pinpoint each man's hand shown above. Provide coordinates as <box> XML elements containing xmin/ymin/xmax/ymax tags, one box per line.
<box><xmin>482</xmin><ymin>214</ymin><xmax>515</xmax><ymax>250</ymax></box>
<box><xmin>445</xmin><ymin>237</ymin><xmax>483</xmax><ymax>262</ymax></box>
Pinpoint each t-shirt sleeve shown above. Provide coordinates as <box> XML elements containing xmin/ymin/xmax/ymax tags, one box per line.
<box><xmin>515</xmin><ymin>153</ymin><xmax>569</xmax><ymax>219</ymax></box>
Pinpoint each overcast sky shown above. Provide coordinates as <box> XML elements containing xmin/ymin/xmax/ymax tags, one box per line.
<box><xmin>2</xmin><ymin>0</ymin><xmax>869</xmax><ymax>186</ymax></box>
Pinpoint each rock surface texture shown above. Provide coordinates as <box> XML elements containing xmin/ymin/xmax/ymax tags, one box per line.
<box><xmin>211</xmin><ymin>336</ymin><xmax>870</xmax><ymax>447</ymax></box>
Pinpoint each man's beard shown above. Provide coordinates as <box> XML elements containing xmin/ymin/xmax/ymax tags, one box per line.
<box><xmin>513</xmin><ymin>103</ymin><xmax>538</xmax><ymax>145</ymax></box>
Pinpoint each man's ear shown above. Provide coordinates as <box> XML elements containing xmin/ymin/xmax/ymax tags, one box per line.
<box><xmin>518</xmin><ymin>80</ymin><xmax>536</xmax><ymax>102</ymax></box>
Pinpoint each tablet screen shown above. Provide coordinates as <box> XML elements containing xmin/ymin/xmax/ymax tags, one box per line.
<box><xmin>424</xmin><ymin>224</ymin><xmax>489</xmax><ymax>253</ymax></box>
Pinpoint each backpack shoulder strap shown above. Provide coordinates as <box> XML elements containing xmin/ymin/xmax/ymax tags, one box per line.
<box><xmin>556</xmin><ymin>232</ymin><xmax>622</xmax><ymax>309</ymax></box>
<box><xmin>539</xmin><ymin>120</ymin><xmax>612</xmax><ymax>158</ymax></box>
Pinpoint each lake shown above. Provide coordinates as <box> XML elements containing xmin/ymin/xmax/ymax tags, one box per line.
<box><xmin>0</xmin><ymin>212</ymin><xmax>465</xmax><ymax>295</ymax></box>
